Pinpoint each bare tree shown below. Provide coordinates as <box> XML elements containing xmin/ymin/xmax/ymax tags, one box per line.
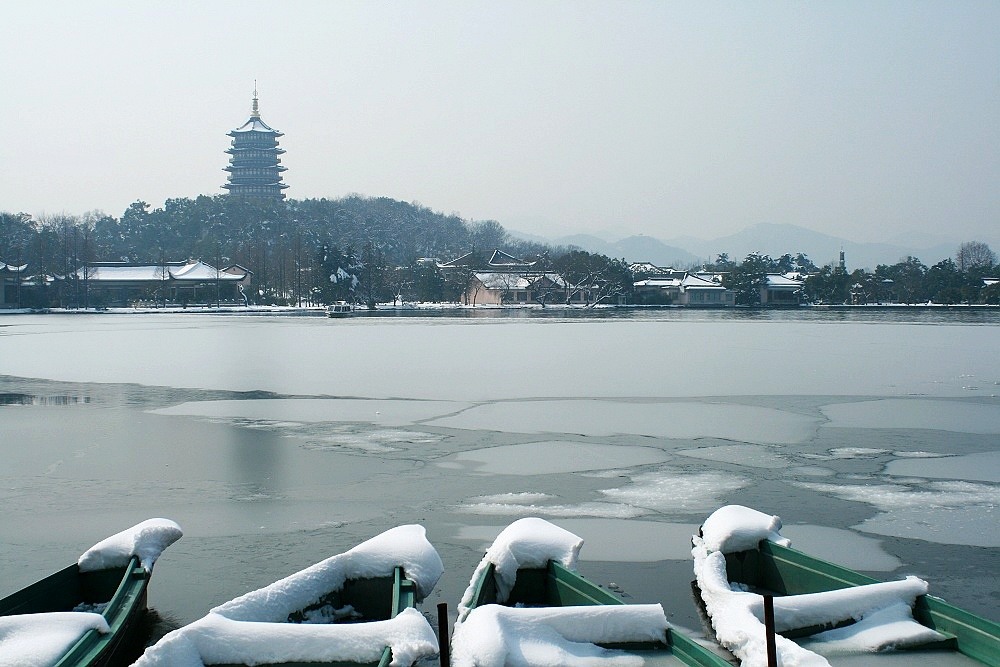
<box><xmin>956</xmin><ymin>241</ymin><xmax>996</xmax><ymax>272</ymax></box>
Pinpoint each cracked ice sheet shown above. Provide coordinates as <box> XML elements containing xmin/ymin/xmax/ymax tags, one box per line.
<box><xmin>676</xmin><ymin>444</ymin><xmax>794</xmax><ymax>469</ymax></box>
<box><xmin>820</xmin><ymin>399</ymin><xmax>1000</xmax><ymax>434</ymax></box>
<box><xmin>151</xmin><ymin>398</ymin><xmax>469</xmax><ymax>426</ymax></box>
<box><xmin>458</xmin><ymin>469</ymin><xmax>747</xmax><ymax>520</ymax></box>
<box><xmin>779</xmin><ymin>525</ymin><xmax>902</xmax><ymax>572</ymax></box>
<box><xmin>453</xmin><ymin>521</ymin><xmax>901</xmax><ymax>569</ymax></box>
<box><xmin>796</xmin><ymin>481</ymin><xmax>1000</xmax><ymax>547</ymax></box>
<box><xmin>600</xmin><ymin>470</ymin><xmax>748</xmax><ymax>512</ymax></box>
<box><xmin>436</xmin><ymin>441</ymin><xmax>669</xmax><ymax>475</ymax></box>
<box><xmin>428</xmin><ymin>400</ymin><xmax>818</xmax><ymax>444</ymax></box>
<box><xmin>886</xmin><ymin>451</ymin><xmax>1000</xmax><ymax>484</ymax></box>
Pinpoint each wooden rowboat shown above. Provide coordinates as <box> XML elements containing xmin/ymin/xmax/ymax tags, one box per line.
<box><xmin>719</xmin><ymin>539</ymin><xmax>1000</xmax><ymax>665</ymax></box>
<box><xmin>461</xmin><ymin>558</ymin><xmax>733</xmax><ymax>667</ymax></box>
<box><xmin>211</xmin><ymin>565</ymin><xmax>420</xmax><ymax>667</ymax></box>
<box><xmin>0</xmin><ymin>554</ymin><xmax>152</xmax><ymax>667</ymax></box>
<box><xmin>134</xmin><ymin>524</ymin><xmax>442</xmax><ymax>667</ymax></box>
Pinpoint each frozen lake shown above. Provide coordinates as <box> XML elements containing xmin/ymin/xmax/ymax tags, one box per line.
<box><xmin>1</xmin><ymin>308</ymin><xmax>998</xmax><ymax>652</ymax></box>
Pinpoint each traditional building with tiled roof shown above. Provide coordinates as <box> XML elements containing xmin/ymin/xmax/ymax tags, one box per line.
<box><xmin>223</xmin><ymin>87</ymin><xmax>288</xmax><ymax>201</ymax></box>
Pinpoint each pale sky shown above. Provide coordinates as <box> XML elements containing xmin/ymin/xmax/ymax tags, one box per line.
<box><xmin>2</xmin><ymin>1</ymin><xmax>997</xmax><ymax>244</ymax></box>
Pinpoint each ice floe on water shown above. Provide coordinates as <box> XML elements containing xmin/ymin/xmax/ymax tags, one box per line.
<box><xmin>778</xmin><ymin>525</ymin><xmax>902</xmax><ymax>571</ymax></box>
<box><xmin>298</xmin><ymin>427</ymin><xmax>444</xmax><ymax>453</ymax></box>
<box><xmin>458</xmin><ymin>468</ymin><xmax>748</xmax><ymax>519</ymax></box>
<box><xmin>821</xmin><ymin>399</ymin><xmax>1000</xmax><ymax>434</ymax></box>
<box><xmin>459</xmin><ymin>497</ymin><xmax>644</xmax><ymax>519</ymax></box>
<box><xmin>153</xmin><ymin>398</ymin><xmax>469</xmax><ymax>426</ymax></box>
<box><xmin>436</xmin><ymin>441</ymin><xmax>669</xmax><ymax>475</ymax></box>
<box><xmin>676</xmin><ymin>443</ymin><xmax>794</xmax><ymax>469</ymax></box>
<box><xmin>428</xmin><ymin>400</ymin><xmax>818</xmax><ymax>444</ymax></box>
<box><xmin>886</xmin><ymin>451</ymin><xmax>1000</xmax><ymax>483</ymax></box>
<box><xmin>599</xmin><ymin>469</ymin><xmax>748</xmax><ymax>512</ymax></box>
<box><xmin>796</xmin><ymin>480</ymin><xmax>1000</xmax><ymax>547</ymax></box>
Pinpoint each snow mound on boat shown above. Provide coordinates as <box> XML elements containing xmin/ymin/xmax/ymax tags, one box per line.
<box><xmin>77</xmin><ymin>517</ymin><xmax>183</xmax><ymax>572</ymax></box>
<box><xmin>134</xmin><ymin>607</ymin><xmax>437</xmax><ymax>667</ymax></box>
<box><xmin>0</xmin><ymin>612</ymin><xmax>109</xmax><ymax>667</ymax></box>
<box><xmin>456</xmin><ymin>517</ymin><xmax>583</xmax><ymax>625</ymax></box>
<box><xmin>451</xmin><ymin>604</ymin><xmax>669</xmax><ymax>667</ymax></box>
<box><xmin>698</xmin><ymin>504</ymin><xmax>789</xmax><ymax>553</ymax></box>
<box><xmin>213</xmin><ymin>524</ymin><xmax>443</xmax><ymax>622</ymax></box>
<box><xmin>693</xmin><ymin>505</ymin><xmax>944</xmax><ymax>666</ymax></box>
<box><xmin>134</xmin><ymin>524</ymin><xmax>442</xmax><ymax>667</ymax></box>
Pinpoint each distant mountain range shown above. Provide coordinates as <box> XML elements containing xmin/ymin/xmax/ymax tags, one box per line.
<box><xmin>510</xmin><ymin>223</ymin><xmax>993</xmax><ymax>271</ymax></box>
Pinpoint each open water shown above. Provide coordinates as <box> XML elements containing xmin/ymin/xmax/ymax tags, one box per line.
<box><xmin>1</xmin><ymin>308</ymin><xmax>998</xmax><ymax>657</ymax></box>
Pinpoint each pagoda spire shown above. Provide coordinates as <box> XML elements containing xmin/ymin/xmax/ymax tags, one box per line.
<box><xmin>224</xmin><ymin>84</ymin><xmax>287</xmax><ymax>201</ymax></box>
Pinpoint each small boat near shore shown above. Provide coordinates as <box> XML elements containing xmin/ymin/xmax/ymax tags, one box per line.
<box><xmin>0</xmin><ymin>518</ymin><xmax>182</xmax><ymax>667</ymax></box>
<box><xmin>693</xmin><ymin>505</ymin><xmax>1000</xmax><ymax>666</ymax></box>
<box><xmin>134</xmin><ymin>525</ymin><xmax>443</xmax><ymax>667</ymax></box>
<box><xmin>452</xmin><ymin>517</ymin><xmax>732</xmax><ymax>667</ymax></box>
<box><xmin>326</xmin><ymin>301</ymin><xmax>354</xmax><ymax>317</ymax></box>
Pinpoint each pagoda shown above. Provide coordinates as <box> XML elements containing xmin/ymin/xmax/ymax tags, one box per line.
<box><xmin>223</xmin><ymin>87</ymin><xmax>288</xmax><ymax>200</ymax></box>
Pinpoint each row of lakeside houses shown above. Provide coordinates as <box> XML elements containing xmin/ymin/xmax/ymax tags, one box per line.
<box><xmin>0</xmin><ymin>260</ymin><xmax>251</xmax><ymax>309</ymax></box>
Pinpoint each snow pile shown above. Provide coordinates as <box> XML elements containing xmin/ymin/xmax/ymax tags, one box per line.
<box><xmin>456</xmin><ymin>517</ymin><xmax>583</xmax><ymax>624</ymax></box>
<box><xmin>450</xmin><ymin>604</ymin><xmax>668</xmax><ymax>667</ymax></box>
<box><xmin>0</xmin><ymin>612</ymin><xmax>109</xmax><ymax>667</ymax></box>
<box><xmin>698</xmin><ymin>504</ymin><xmax>789</xmax><ymax>553</ymax></box>
<box><xmin>692</xmin><ymin>505</ymin><xmax>944</xmax><ymax>666</ymax></box>
<box><xmin>134</xmin><ymin>607</ymin><xmax>436</xmax><ymax>667</ymax></box>
<box><xmin>134</xmin><ymin>525</ymin><xmax>443</xmax><ymax>667</ymax></box>
<box><xmin>213</xmin><ymin>524</ymin><xmax>443</xmax><ymax>622</ymax></box>
<box><xmin>452</xmin><ymin>518</ymin><xmax>672</xmax><ymax>667</ymax></box>
<box><xmin>77</xmin><ymin>518</ymin><xmax>183</xmax><ymax>572</ymax></box>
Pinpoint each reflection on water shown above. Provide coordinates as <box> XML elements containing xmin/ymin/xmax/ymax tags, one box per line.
<box><xmin>0</xmin><ymin>392</ymin><xmax>90</xmax><ymax>405</ymax></box>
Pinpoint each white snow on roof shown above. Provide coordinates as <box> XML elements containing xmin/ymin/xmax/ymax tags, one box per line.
<box><xmin>230</xmin><ymin>117</ymin><xmax>282</xmax><ymax>134</ymax></box>
<box><xmin>75</xmin><ymin>265</ymin><xmax>169</xmax><ymax>281</ymax></box>
<box><xmin>456</xmin><ymin>518</ymin><xmax>582</xmax><ymax>625</ymax></box>
<box><xmin>473</xmin><ymin>273</ymin><xmax>568</xmax><ymax>290</ymax></box>
<box><xmin>766</xmin><ymin>274</ymin><xmax>805</xmax><ymax>287</ymax></box>
<box><xmin>134</xmin><ymin>525</ymin><xmax>443</xmax><ymax>667</ymax></box>
<box><xmin>70</xmin><ymin>262</ymin><xmax>244</xmax><ymax>283</ymax></box>
<box><xmin>77</xmin><ymin>517</ymin><xmax>182</xmax><ymax>572</ymax></box>
<box><xmin>682</xmin><ymin>273</ymin><xmax>726</xmax><ymax>290</ymax></box>
<box><xmin>0</xmin><ymin>612</ymin><xmax>109</xmax><ymax>667</ymax></box>
<box><xmin>693</xmin><ymin>505</ymin><xmax>944</xmax><ymax>666</ymax></box>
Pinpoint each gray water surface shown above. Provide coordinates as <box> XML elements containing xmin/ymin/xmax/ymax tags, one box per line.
<box><xmin>1</xmin><ymin>310</ymin><xmax>997</xmax><ymax>648</ymax></box>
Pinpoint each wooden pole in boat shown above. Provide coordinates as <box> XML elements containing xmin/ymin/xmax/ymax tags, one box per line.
<box><xmin>764</xmin><ymin>594</ymin><xmax>777</xmax><ymax>667</ymax></box>
<box><xmin>437</xmin><ymin>602</ymin><xmax>450</xmax><ymax>667</ymax></box>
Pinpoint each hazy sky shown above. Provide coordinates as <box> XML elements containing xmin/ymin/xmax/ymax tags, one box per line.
<box><xmin>2</xmin><ymin>1</ymin><xmax>997</xmax><ymax>244</ymax></box>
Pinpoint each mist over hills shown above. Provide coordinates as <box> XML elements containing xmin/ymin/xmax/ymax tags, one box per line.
<box><xmin>511</xmin><ymin>223</ymin><xmax>990</xmax><ymax>271</ymax></box>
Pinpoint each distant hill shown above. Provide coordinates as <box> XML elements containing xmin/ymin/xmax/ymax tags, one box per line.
<box><xmin>668</xmin><ymin>223</ymin><xmax>959</xmax><ymax>270</ymax></box>
<box><xmin>509</xmin><ymin>231</ymin><xmax>700</xmax><ymax>268</ymax></box>
<box><xmin>514</xmin><ymin>223</ymin><xmax>980</xmax><ymax>271</ymax></box>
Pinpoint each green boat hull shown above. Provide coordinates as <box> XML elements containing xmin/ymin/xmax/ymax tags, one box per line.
<box><xmin>213</xmin><ymin>566</ymin><xmax>419</xmax><ymax>667</ymax></box>
<box><xmin>723</xmin><ymin>540</ymin><xmax>1000</xmax><ymax>665</ymax></box>
<box><xmin>467</xmin><ymin>559</ymin><xmax>732</xmax><ymax>667</ymax></box>
<box><xmin>0</xmin><ymin>555</ymin><xmax>150</xmax><ymax>667</ymax></box>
